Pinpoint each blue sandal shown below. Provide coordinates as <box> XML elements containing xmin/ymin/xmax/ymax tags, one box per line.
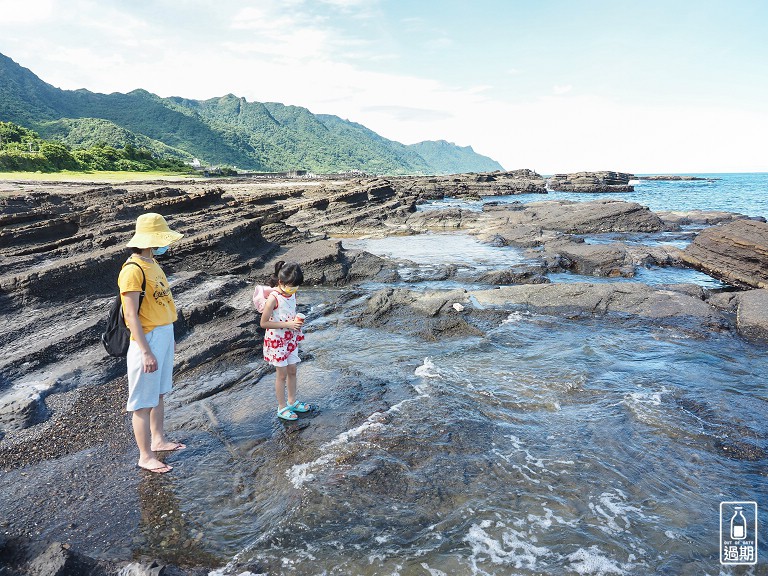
<box><xmin>289</xmin><ymin>400</ymin><xmax>314</xmax><ymax>413</ymax></box>
<box><xmin>277</xmin><ymin>406</ymin><xmax>298</xmax><ymax>420</ymax></box>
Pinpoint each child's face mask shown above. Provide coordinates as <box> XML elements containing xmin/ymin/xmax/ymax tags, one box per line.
<box><xmin>280</xmin><ymin>285</ymin><xmax>298</xmax><ymax>295</ymax></box>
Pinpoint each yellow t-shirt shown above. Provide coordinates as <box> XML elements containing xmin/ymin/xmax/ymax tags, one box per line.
<box><xmin>118</xmin><ymin>257</ymin><xmax>177</xmax><ymax>337</ymax></box>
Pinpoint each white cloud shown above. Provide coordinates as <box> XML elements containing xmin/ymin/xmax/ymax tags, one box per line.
<box><xmin>231</xmin><ymin>6</ymin><xmax>298</xmax><ymax>32</ymax></box>
<box><xmin>0</xmin><ymin>0</ymin><xmax>54</xmax><ymax>23</ymax></box>
<box><xmin>0</xmin><ymin>0</ymin><xmax>764</xmax><ymax>174</ymax></box>
<box><xmin>438</xmin><ymin>94</ymin><xmax>768</xmax><ymax>174</ymax></box>
<box><xmin>361</xmin><ymin>105</ymin><xmax>453</xmax><ymax>122</ymax></box>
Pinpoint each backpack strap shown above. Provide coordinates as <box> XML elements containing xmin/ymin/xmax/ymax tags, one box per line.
<box><xmin>123</xmin><ymin>260</ymin><xmax>146</xmax><ymax>311</ymax></box>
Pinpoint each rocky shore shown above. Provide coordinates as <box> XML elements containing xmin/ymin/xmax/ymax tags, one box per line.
<box><xmin>1</xmin><ymin>170</ymin><xmax>767</xmax><ymax>574</ymax></box>
<box><xmin>547</xmin><ymin>171</ymin><xmax>635</xmax><ymax>193</ymax></box>
<box><xmin>637</xmin><ymin>175</ymin><xmax>721</xmax><ymax>181</ymax></box>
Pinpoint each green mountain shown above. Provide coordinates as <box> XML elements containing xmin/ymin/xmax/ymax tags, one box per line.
<box><xmin>37</xmin><ymin>118</ymin><xmax>192</xmax><ymax>160</ymax></box>
<box><xmin>409</xmin><ymin>140</ymin><xmax>503</xmax><ymax>174</ymax></box>
<box><xmin>0</xmin><ymin>52</ymin><xmax>505</xmax><ymax>175</ymax></box>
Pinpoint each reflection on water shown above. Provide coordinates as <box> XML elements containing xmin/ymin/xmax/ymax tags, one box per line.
<box><xmin>343</xmin><ymin>232</ymin><xmax>529</xmax><ymax>271</ymax></box>
<box><xmin>575</xmin><ymin>229</ymin><xmax>699</xmax><ymax>249</ymax></box>
<box><xmin>341</xmin><ymin>230</ymin><xmax>724</xmax><ymax>288</ymax></box>
<box><xmin>549</xmin><ymin>266</ymin><xmax>725</xmax><ymax>288</ymax></box>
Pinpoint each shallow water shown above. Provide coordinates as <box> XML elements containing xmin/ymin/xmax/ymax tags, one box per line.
<box><xmin>185</xmin><ymin>294</ymin><xmax>766</xmax><ymax>575</ymax></box>
<box><xmin>343</xmin><ymin>231</ymin><xmax>723</xmax><ymax>289</ymax></box>
<box><xmin>343</xmin><ymin>233</ymin><xmax>532</xmax><ymax>280</ymax></box>
<box><xmin>143</xmin><ymin>213</ymin><xmax>764</xmax><ymax>575</ymax></box>
<box><xmin>178</xmin><ymin>181</ymin><xmax>768</xmax><ymax>574</ymax></box>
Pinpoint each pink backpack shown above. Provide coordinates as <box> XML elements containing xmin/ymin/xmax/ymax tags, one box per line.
<box><xmin>253</xmin><ymin>285</ymin><xmax>276</xmax><ymax>312</ymax></box>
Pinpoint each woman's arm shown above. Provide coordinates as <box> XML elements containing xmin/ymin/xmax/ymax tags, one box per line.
<box><xmin>123</xmin><ymin>291</ymin><xmax>158</xmax><ymax>373</ymax></box>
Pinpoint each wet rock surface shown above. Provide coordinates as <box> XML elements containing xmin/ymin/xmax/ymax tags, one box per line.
<box><xmin>542</xmin><ymin>240</ymin><xmax>634</xmax><ymax>277</ymax></box>
<box><xmin>735</xmin><ymin>288</ymin><xmax>768</xmax><ymax>341</ymax></box>
<box><xmin>656</xmin><ymin>209</ymin><xmax>764</xmax><ymax>227</ymax></box>
<box><xmin>1</xmin><ymin>173</ymin><xmax>767</xmax><ymax>574</ymax></box>
<box><xmin>469</xmin><ymin>282</ymin><xmax>729</xmax><ymax>331</ymax></box>
<box><xmin>476</xmin><ymin>198</ymin><xmax>664</xmax><ymax>236</ymax></box>
<box><xmin>682</xmin><ymin>219</ymin><xmax>768</xmax><ymax>289</ymax></box>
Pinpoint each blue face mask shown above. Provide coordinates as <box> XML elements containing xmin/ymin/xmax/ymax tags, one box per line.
<box><xmin>153</xmin><ymin>246</ymin><xmax>169</xmax><ymax>256</ymax></box>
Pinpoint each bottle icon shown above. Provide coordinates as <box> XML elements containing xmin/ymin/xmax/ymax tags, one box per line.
<box><xmin>730</xmin><ymin>506</ymin><xmax>747</xmax><ymax>540</ymax></box>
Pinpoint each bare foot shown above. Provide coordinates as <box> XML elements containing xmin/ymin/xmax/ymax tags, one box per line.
<box><xmin>137</xmin><ymin>458</ymin><xmax>172</xmax><ymax>474</ymax></box>
<box><xmin>151</xmin><ymin>441</ymin><xmax>186</xmax><ymax>452</ymax></box>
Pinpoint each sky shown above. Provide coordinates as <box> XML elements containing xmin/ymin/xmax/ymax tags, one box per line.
<box><xmin>0</xmin><ymin>0</ymin><xmax>766</xmax><ymax>174</ymax></box>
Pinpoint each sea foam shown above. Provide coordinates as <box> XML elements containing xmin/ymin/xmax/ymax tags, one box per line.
<box><xmin>566</xmin><ymin>546</ymin><xmax>631</xmax><ymax>575</ymax></box>
<box><xmin>415</xmin><ymin>356</ymin><xmax>442</xmax><ymax>378</ymax></box>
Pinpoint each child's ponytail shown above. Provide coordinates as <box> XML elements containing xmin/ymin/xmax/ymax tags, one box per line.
<box><xmin>268</xmin><ymin>260</ymin><xmax>286</xmax><ymax>287</ymax></box>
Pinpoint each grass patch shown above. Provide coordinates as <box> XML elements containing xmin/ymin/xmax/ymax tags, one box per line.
<box><xmin>0</xmin><ymin>170</ymin><xmax>198</xmax><ymax>183</ymax></box>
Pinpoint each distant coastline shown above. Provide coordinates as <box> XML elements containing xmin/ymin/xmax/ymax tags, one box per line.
<box><xmin>638</xmin><ymin>175</ymin><xmax>721</xmax><ymax>181</ymax></box>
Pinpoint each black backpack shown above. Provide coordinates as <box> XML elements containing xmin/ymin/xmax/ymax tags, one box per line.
<box><xmin>101</xmin><ymin>261</ymin><xmax>146</xmax><ymax>357</ymax></box>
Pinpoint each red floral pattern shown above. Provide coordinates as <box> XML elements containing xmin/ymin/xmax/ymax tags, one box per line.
<box><xmin>263</xmin><ymin>292</ymin><xmax>304</xmax><ymax>365</ymax></box>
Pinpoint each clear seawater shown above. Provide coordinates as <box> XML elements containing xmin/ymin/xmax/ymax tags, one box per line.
<box><xmin>124</xmin><ymin>175</ymin><xmax>768</xmax><ymax>574</ymax></box>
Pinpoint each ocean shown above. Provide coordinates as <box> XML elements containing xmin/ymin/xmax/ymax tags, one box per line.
<box><xmin>179</xmin><ymin>175</ymin><xmax>766</xmax><ymax>575</ymax></box>
<box><xmin>418</xmin><ymin>173</ymin><xmax>768</xmax><ymax>219</ymax></box>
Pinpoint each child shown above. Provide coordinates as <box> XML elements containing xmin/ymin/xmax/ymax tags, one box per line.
<box><xmin>260</xmin><ymin>260</ymin><xmax>312</xmax><ymax>420</ymax></box>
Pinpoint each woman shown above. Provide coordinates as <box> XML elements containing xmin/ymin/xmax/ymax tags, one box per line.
<box><xmin>119</xmin><ymin>212</ymin><xmax>185</xmax><ymax>474</ymax></box>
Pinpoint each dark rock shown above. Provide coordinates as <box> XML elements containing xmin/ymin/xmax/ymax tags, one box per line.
<box><xmin>25</xmin><ymin>541</ymin><xmax>98</xmax><ymax>576</ymax></box>
<box><xmin>656</xmin><ymin>283</ymin><xmax>706</xmax><ymax>300</ymax></box>
<box><xmin>529</xmin><ymin>200</ymin><xmax>662</xmax><ymax>233</ymax></box>
<box><xmin>706</xmin><ymin>290</ymin><xmax>739</xmax><ymax>313</ymax></box>
<box><xmin>656</xmin><ymin>209</ymin><xmax>763</xmax><ymax>226</ymax></box>
<box><xmin>480</xmin><ymin>199</ymin><xmax>663</xmax><ymax>235</ymax></box>
<box><xmin>0</xmin><ymin>387</ymin><xmax>50</xmax><ymax>431</ymax></box>
<box><xmin>405</xmin><ymin>208</ymin><xmax>478</xmax><ymax>231</ymax></box>
<box><xmin>476</xmin><ymin>224</ymin><xmax>550</xmax><ymax>248</ymax></box>
<box><xmin>682</xmin><ymin>219</ymin><xmax>768</xmax><ymax>289</ymax></box>
<box><xmin>278</xmin><ymin>240</ymin><xmax>349</xmax><ymax>285</ymax></box>
<box><xmin>638</xmin><ymin>175</ymin><xmax>720</xmax><ymax>181</ymax></box>
<box><xmin>545</xmin><ymin>240</ymin><xmax>633</xmax><ymax>277</ymax></box>
<box><xmin>0</xmin><ymin>536</ymin><xmax>199</xmax><ymax>576</ymax></box>
<box><xmin>547</xmin><ymin>171</ymin><xmax>634</xmax><ymax>193</ymax></box>
<box><xmin>479</xmin><ymin>266</ymin><xmax>550</xmax><ymax>285</ymax></box>
<box><xmin>394</xmin><ymin>169</ymin><xmax>547</xmax><ymax>199</ymax></box>
<box><xmin>352</xmin><ymin>288</ymin><xmax>484</xmax><ymax>340</ymax></box>
<box><xmin>735</xmin><ymin>289</ymin><xmax>768</xmax><ymax>341</ymax></box>
<box><xmin>626</xmin><ymin>244</ymin><xmax>685</xmax><ymax>268</ymax></box>
<box><xmin>470</xmin><ymin>282</ymin><xmax>727</xmax><ymax>329</ymax></box>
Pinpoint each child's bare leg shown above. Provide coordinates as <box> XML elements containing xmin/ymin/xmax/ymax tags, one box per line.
<box><xmin>275</xmin><ymin>366</ymin><xmax>288</xmax><ymax>408</ymax></box>
<box><xmin>286</xmin><ymin>364</ymin><xmax>298</xmax><ymax>406</ymax></box>
<box><xmin>133</xmin><ymin>408</ymin><xmax>170</xmax><ymax>471</ymax></box>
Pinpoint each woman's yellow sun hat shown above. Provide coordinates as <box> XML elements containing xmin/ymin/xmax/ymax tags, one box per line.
<box><xmin>126</xmin><ymin>213</ymin><xmax>184</xmax><ymax>249</ymax></box>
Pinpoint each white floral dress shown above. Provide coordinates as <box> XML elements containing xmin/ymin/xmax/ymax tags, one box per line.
<box><xmin>263</xmin><ymin>292</ymin><xmax>304</xmax><ymax>366</ymax></box>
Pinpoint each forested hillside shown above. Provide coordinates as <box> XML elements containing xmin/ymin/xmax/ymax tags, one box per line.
<box><xmin>0</xmin><ymin>53</ymin><xmax>505</xmax><ymax>174</ymax></box>
<box><xmin>409</xmin><ymin>140</ymin><xmax>503</xmax><ymax>174</ymax></box>
<box><xmin>0</xmin><ymin>120</ymin><xmax>190</xmax><ymax>172</ymax></box>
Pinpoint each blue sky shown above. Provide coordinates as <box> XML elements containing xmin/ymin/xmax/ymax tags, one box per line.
<box><xmin>0</xmin><ymin>0</ymin><xmax>766</xmax><ymax>173</ymax></box>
